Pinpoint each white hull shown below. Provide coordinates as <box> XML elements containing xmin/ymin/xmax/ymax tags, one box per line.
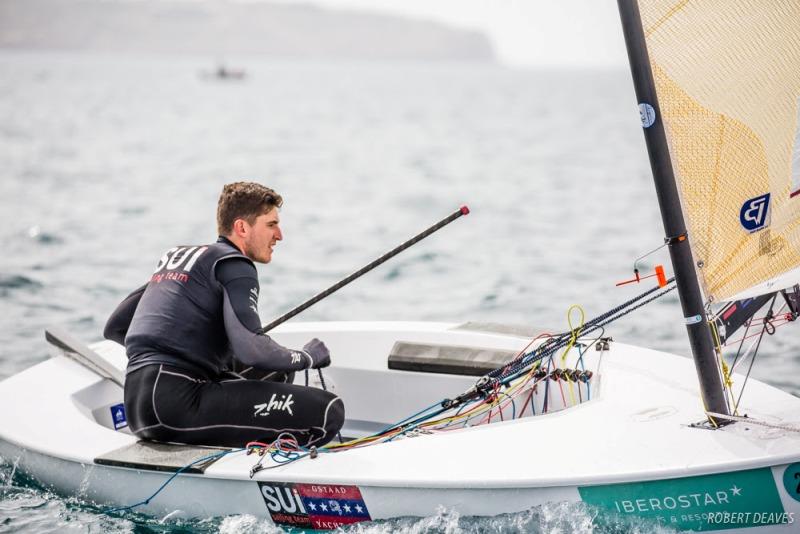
<box><xmin>1</xmin><ymin>321</ymin><xmax>799</xmax><ymax>532</ymax></box>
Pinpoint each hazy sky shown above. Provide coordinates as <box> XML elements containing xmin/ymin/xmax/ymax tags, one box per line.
<box><xmin>267</xmin><ymin>0</ymin><xmax>628</xmax><ymax>68</ymax></box>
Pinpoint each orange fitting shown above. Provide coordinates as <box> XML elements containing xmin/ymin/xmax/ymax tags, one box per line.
<box><xmin>655</xmin><ymin>265</ymin><xmax>667</xmax><ymax>287</ymax></box>
<box><xmin>615</xmin><ymin>272</ymin><xmax>640</xmax><ymax>286</ymax></box>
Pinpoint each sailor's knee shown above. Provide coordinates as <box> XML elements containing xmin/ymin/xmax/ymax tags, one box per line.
<box><xmin>324</xmin><ymin>394</ymin><xmax>345</xmax><ymax>434</ymax></box>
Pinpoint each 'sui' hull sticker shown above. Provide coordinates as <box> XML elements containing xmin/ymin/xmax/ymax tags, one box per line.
<box><xmin>579</xmin><ymin>467</ymin><xmax>789</xmax><ymax>531</ymax></box>
<box><xmin>259</xmin><ymin>481</ymin><xmax>371</xmax><ymax>530</ymax></box>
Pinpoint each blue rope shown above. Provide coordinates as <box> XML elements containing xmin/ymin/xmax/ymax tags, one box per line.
<box><xmin>104</xmin><ymin>448</ymin><xmax>242</xmax><ymax>515</ymax></box>
<box><xmin>371</xmin><ymin>400</ymin><xmax>444</xmax><ymax>436</ymax></box>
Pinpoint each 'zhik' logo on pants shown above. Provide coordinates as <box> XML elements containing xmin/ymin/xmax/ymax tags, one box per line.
<box><xmin>740</xmin><ymin>193</ymin><xmax>771</xmax><ymax>233</ymax></box>
<box><xmin>254</xmin><ymin>393</ymin><xmax>295</xmax><ymax>417</ymax></box>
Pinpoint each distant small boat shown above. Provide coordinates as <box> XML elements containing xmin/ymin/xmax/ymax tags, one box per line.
<box><xmin>201</xmin><ymin>65</ymin><xmax>246</xmax><ymax>81</ymax></box>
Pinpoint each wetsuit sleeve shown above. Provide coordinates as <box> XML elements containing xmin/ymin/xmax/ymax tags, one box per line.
<box><xmin>103</xmin><ymin>284</ymin><xmax>147</xmax><ymax>345</ymax></box>
<box><xmin>215</xmin><ymin>258</ymin><xmax>313</xmax><ymax>372</ymax></box>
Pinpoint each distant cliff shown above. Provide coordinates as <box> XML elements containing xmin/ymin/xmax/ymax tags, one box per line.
<box><xmin>0</xmin><ymin>0</ymin><xmax>496</xmax><ymax>61</ymax></box>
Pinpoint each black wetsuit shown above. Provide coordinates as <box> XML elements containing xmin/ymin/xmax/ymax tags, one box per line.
<box><xmin>104</xmin><ymin>237</ymin><xmax>344</xmax><ymax>448</ymax></box>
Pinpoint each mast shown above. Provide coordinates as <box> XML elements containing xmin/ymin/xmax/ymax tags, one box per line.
<box><xmin>617</xmin><ymin>0</ymin><xmax>729</xmax><ymax>421</ymax></box>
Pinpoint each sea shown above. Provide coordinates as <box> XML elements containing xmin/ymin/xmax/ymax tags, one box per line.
<box><xmin>0</xmin><ymin>51</ymin><xmax>798</xmax><ymax>533</ymax></box>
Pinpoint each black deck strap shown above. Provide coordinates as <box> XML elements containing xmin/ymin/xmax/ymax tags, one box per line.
<box><xmin>388</xmin><ymin>341</ymin><xmax>519</xmax><ymax>376</ymax></box>
<box><xmin>94</xmin><ymin>441</ymin><xmax>229</xmax><ymax>474</ymax></box>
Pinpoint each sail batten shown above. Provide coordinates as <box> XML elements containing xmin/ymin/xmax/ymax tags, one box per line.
<box><xmin>639</xmin><ymin>0</ymin><xmax>800</xmax><ymax>302</ymax></box>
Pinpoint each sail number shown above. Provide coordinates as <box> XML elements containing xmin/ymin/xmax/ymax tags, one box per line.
<box><xmin>784</xmin><ymin>463</ymin><xmax>800</xmax><ymax>502</ymax></box>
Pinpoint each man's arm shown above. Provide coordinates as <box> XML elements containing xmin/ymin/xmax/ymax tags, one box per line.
<box><xmin>103</xmin><ymin>284</ymin><xmax>147</xmax><ymax>345</ymax></box>
<box><xmin>216</xmin><ymin>258</ymin><xmax>330</xmax><ymax>372</ymax></box>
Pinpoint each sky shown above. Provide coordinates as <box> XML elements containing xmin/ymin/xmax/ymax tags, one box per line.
<box><xmin>265</xmin><ymin>0</ymin><xmax>629</xmax><ymax>68</ymax></box>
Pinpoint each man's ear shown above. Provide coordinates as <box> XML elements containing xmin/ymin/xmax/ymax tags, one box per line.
<box><xmin>232</xmin><ymin>218</ymin><xmax>249</xmax><ymax>238</ymax></box>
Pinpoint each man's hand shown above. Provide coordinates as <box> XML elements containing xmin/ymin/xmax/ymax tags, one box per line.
<box><xmin>303</xmin><ymin>338</ymin><xmax>331</xmax><ymax>369</ymax></box>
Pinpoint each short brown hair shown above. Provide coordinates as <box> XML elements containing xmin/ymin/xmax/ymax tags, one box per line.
<box><xmin>217</xmin><ymin>182</ymin><xmax>283</xmax><ymax>235</ymax></box>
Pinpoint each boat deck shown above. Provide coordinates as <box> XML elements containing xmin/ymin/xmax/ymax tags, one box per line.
<box><xmin>1</xmin><ymin>321</ymin><xmax>798</xmax><ymax>487</ymax></box>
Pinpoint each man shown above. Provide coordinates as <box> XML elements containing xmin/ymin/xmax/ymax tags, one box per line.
<box><xmin>104</xmin><ymin>182</ymin><xmax>344</xmax><ymax>448</ymax></box>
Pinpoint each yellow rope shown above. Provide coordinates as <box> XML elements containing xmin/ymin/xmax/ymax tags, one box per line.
<box><xmin>560</xmin><ymin>305</ymin><xmax>585</xmax><ymax>406</ymax></box>
<box><xmin>708</xmin><ymin>317</ymin><xmax>736</xmax><ymax>415</ymax></box>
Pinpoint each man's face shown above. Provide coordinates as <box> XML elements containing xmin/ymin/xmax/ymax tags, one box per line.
<box><xmin>241</xmin><ymin>209</ymin><xmax>282</xmax><ymax>263</ymax></box>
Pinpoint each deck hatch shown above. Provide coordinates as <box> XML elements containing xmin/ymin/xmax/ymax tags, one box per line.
<box><xmin>388</xmin><ymin>341</ymin><xmax>518</xmax><ymax>376</ymax></box>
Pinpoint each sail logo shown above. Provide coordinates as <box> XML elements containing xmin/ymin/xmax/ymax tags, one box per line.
<box><xmin>740</xmin><ymin>193</ymin><xmax>771</xmax><ymax>233</ymax></box>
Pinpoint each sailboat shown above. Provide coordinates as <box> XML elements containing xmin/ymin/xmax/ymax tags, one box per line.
<box><xmin>200</xmin><ymin>62</ymin><xmax>247</xmax><ymax>81</ymax></box>
<box><xmin>1</xmin><ymin>1</ymin><xmax>799</xmax><ymax>531</ymax></box>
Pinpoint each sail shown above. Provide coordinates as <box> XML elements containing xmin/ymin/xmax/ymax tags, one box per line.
<box><xmin>637</xmin><ymin>0</ymin><xmax>800</xmax><ymax>302</ymax></box>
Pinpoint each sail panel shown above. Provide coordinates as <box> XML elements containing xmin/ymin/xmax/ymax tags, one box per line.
<box><xmin>638</xmin><ymin>0</ymin><xmax>800</xmax><ymax>302</ymax></box>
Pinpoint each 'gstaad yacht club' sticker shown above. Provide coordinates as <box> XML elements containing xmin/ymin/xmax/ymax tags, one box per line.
<box><xmin>258</xmin><ymin>481</ymin><xmax>371</xmax><ymax>530</ymax></box>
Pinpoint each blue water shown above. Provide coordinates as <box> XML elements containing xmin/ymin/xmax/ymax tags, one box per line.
<box><xmin>0</xmin><ymin>51</ymin><xmax>797</xmax><ymax>533</ymax></box>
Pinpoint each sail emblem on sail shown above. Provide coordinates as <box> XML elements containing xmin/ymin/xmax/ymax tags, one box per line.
<box><xmin>739</xmin><ymin>193</ymin><xmax>771</xmax><ymax>233</ymax></box>
<box><xmin>638</xmin><ymin>1</ymin><xmax>800</xmax><ymax>303</ymax></box>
